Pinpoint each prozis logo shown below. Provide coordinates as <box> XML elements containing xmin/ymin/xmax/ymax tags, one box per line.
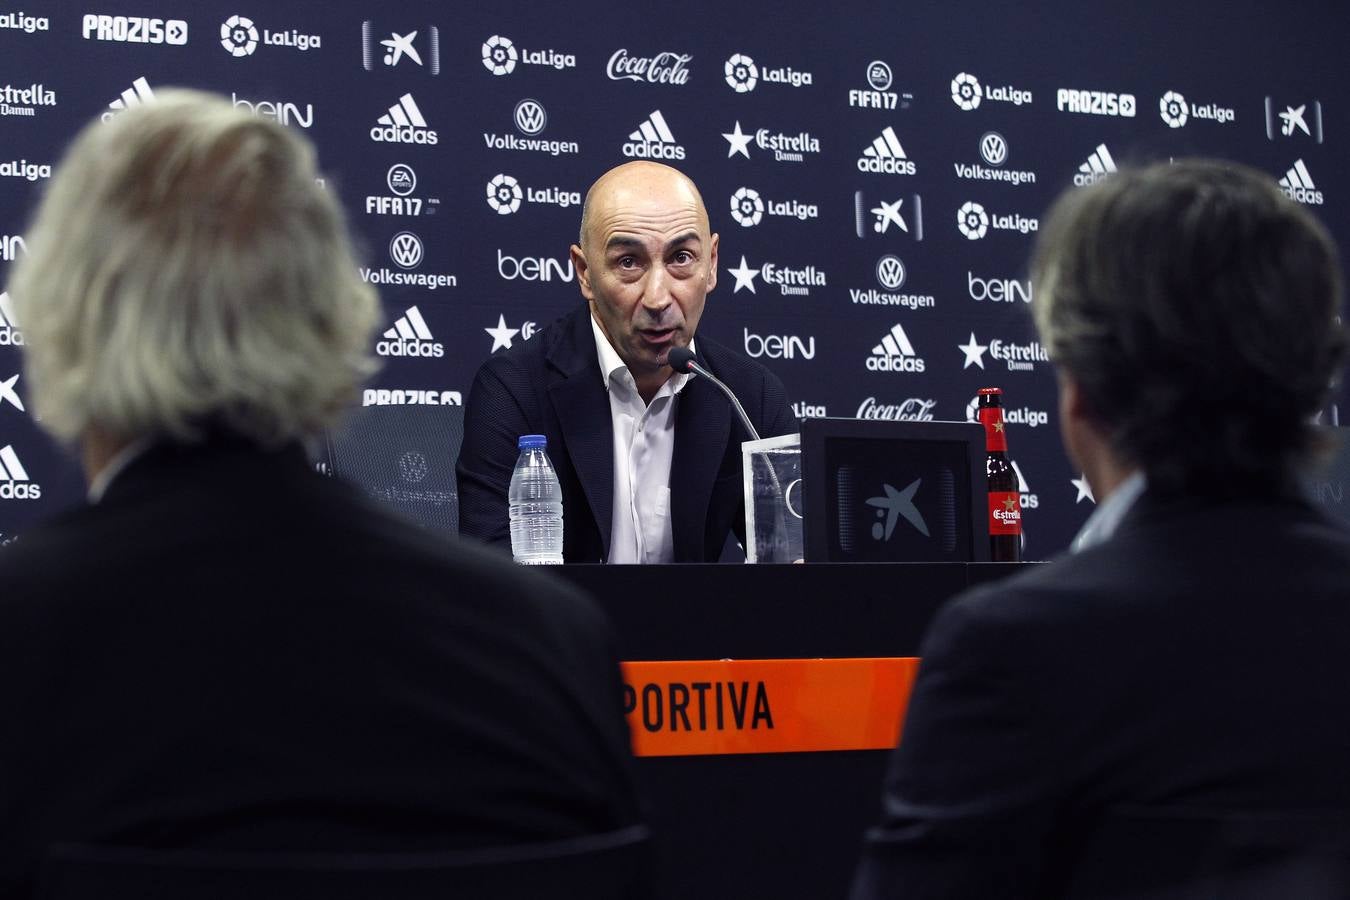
<box><xmin>743</xmin><ymin>327</ymin><xmax>816</xmax><ymax>360</ymax></box>
<box><xmin>480</xmin><ymin>35</ymin><xmax>575</xmax><ymax>74</ymax></box>
<box><xmin>729</xmin><ymin>187</ymin><xmax>818</xmax><ymax>227</ymax></box>
<box><xmin>0</xmin><ymin>84</ymin><xmax>56</xmax><ymax>120</ymax></box>
<box><xmin>723</xmin><ymin>53</ymin><xmax>813</xmax><ymax>92</ymax></box>
<box><xmin>950</xmin><ymin>72</ymin><xmax>1032</xmax><ymax>110</ymax></box>
<box><xmin>851</xmin><ymin>254</ymin><xmax>935</xmax><ymax>310</ymax></box>
<box><xmin>867</xmin><ymin>323</ymin><xmax>925</xmax><ymax>373</ymax></box>
<box><xmin>968</xmin><ymin>271</ymin><xmax>1032</xmax><ymax>304</ymax></box>
<box><xmin>848</xmin><ymin>60</ymin><xmax>911</xmax><ymax>110</ymax></box>
<box><xmin>0</xmin><ymin>159</ymin><xmax>51</xmax><ymax>181</ymax></box>
<box><xmin>485</xmin><ymin>174</ymin><xmax>578</xmax><ymax>215</ymax></box>
<box><xmin>359</xmin><ymin>232</ymin><xmax>457</xmax><ymax>291</ymax></box>
<box><xmin>371</xmin><ymin>93</ymin><xmax>437</xmax><ymax>145</ymax></box>
<box><xmin>722</xmin><ymin>121</ymin><xmax>821</xmax><ymax>163</ymax></box>
<box><xmin>854</xmin><ymin>192</ymin><xmax>924</xmax><ymax>241</ymax></box>
<box><xmin>0</xmin><ymin>235</ymin><xmax>27</xmax><ymax>262</ymax></box>
<box><xmin>0</xmin><ymin>292</ymin><xmax>22</xmax><ymax>346</ymax></box>
<box><xmin>1</xmin><ymin>12</ymin><xmax>49</xmax><ymax>33</ymax></box>
<box><xmin>964</xmin><ymin>395</ymin><xmax>1049</xmax><ymax>432</ymax></box>
<box><xmin>361</xmin><ymin>23</ymin><xmax>441</xmax><ymax>74</ymax></box>
<box><xmin>1158</xmin><ymin>90</ymin><xmax>1234</xmax><ymax>128</ymax></box>
<box><xmin>368</xmin><ymin>163</ymin><xmax>441</xmax><ymax>216</ymax></box>
<box><xmin>956</xmin><ymin>201</ymin><xmax>1038</xmax><ymax>240</ymax></box>
<box><xmin>485</xmin><ymin>314</ymin><xmax>536</xmax><ymax>352</ymax></box>
<box><xmin>1266</xmin><ymin>98</ymin><xmax>1324</xmax><ymax>144</ymax></box>
<box><xmin>1056</xmin><ymin>87</ymin><xmax>1137</xmax><ymax>117</ymax></box>
<box><xmin>363</xmin><ymin>388</ymin><xmax>461</xmax><ymax>406</ymax></box>
<box><xmin>231</xmin><ymin>92</ymin><xmax>312</xmax><ymax>129</ymax></box>
<box><xmin>623</xmin><ymin>110</ymin><xmax>686</xmax><ymax>161</ymax></box>
<box><xmin>1279</xmin><ymin>159</ymin><xmax>1324</xmax><ymax>206</ymax></box>
<box><xmin>606</xmin><ymin>48</ymin><xmax>692</xmax><ymax>85</ymax></box>
<box><xmin>1074</xmin><ymin>143</ymin><xmax>1118</xmax><ymax>186</ymax></box>
<box><xmin>0</xmin><ymin>446</ymin><xmax>39</xmax><ymax>500</ymax></box>
<box><xmin>726</xmin><ymin>255</ymin><xmax>826</xmax><ymax>297</ymax></box>
<box><xmin>857</xmin><ymin>126</ymin><xmax>916</xmax><ymax>175</ymax></box>
<box><xmin>856</xmin><ymin>396</ymin><xmax>936</xmax><ymax>421</ymax></box>
<box><xmin>497</xmin><ymin>249</ymin><xmax>574</xmax><ymax>283</ymax></box>
<box><xmin>219</xmin><ymin>14</ymin><xmax>320</xmax><ymax>57</ymax></box>
<box><xmin>102</xmin><ymin>76</ymin><xmax>155</xmax><ymax>122</ymax></box>
<box><xmin>82</xmin><ymin>13</ymin><xmax>187</xmax><ymax>45</ymax></box>
<box><xmin>958</xmin><ymin>332</ymin><xmax>1048</xmax><ymax>372</ymax></box>
<box><xmin>376</xmin><ymin>306</ymin><xmax>442</xmax><ymax>359</ymax></box>
<box><xmin>955</xmin><ymin>132</ymin><xmax>1036</xmax><ymax>187</ymax></box>
<box><xmin>484</xmin><ymin>99</ymin><xmax>580</xmax><ymax>156</ymax></box>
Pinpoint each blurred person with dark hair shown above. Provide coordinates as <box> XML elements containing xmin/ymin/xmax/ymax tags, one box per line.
<box><xmin>853</xmin><ymin>160</ymin><xmax>1350</xmax><ymax>898</ymax></box>
<box><xmin>0</xmin><ymin>91</ymin><xmax>642</xmax><ymax>897</ymax></box>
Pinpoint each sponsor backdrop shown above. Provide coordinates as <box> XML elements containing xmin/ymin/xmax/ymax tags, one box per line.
<box><xmin>1</xmin><ymin>0</ymin><xmax>1346</xmax><ymax>557</ymax></box>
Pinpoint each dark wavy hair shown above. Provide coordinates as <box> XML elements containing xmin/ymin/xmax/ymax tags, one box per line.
<box><xmin>1031</xmin><ymin>160</ymin><xmax>1347</xmax><ymax>495</ymax></box>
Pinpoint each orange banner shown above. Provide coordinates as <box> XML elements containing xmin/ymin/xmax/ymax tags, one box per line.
<box><xmin>620</xmin><ymin>657</ymin><xmax>919</xmax><ymax>757</ymax></box>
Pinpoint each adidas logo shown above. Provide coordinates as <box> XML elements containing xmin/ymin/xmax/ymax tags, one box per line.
<box><xmin>857</xmin><ymin>126</ymin><xmax>916</xmax><ymax>175</ymax></box>
<box><xmin>1011</xmin><ymin>460</ymin><xmax>1039</xmax><ymax>509</ymax></box>
<box><xmin>101</xmin><ymin>76</ymin><xmax>154</xmax><ymax>122</ymax></box>
<box><xmin>0</xmin><ymin>445</ymin><xmax>39</xmax><ymax>499</ymax></box>
<box><xmin>621</xmin><ymin>109</ymin><xmax>685</xmax><ymax>160</ymax></box>
<box><xmin>376</xmin><ymin>306</ymin><xmax>443</xmax><ymax>358</ymax></box>
<box><xmin>1073</xmin><ymin>143</ymin><xmax>1117</xmax><ymax>186</ymax></box>
<box><xmin>866</xmin><ymin>323</ymin><xmax>925</xmax><ymax>373</ymax></box>
<box><xmin>1279</xmin><ymin>159</ymin><xmax>1324</xmax><ymax>205</ymax></box>
<box><xmin>0</xmin><ymin>292</ymin><xmax>22</xmax><ymax>346</ymax></box>
<box><xmin>370</xmin><ymin>93</ymin><xmax>438</xmax><ymax>145</ymax></box>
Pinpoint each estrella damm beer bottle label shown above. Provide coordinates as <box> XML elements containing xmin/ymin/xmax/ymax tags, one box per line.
<box><xmin>989</xmin><ymin>491</ymin><xmax>1022</xmax><ymax>535</ymax></box>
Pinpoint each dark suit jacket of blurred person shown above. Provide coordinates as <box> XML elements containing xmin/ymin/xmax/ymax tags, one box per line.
<box><xmin>853</xmin><ymin>487</ymin><xmax>1350</xmax><ymax>898</ymax></box>
<box><xmin>457</xmin><ymin>303</ymin><xmax>797</xmax><ymax>563</ymax></box>
<box><xmin>0</xmin><ymin>438</ymin><xmax>644</xmax><ymax>899</ymax></box>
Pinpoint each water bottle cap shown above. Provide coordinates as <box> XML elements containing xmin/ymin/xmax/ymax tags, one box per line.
<box><xmin>517</xmin><ymin>434</ymin><xmax>548</xmax><ymax>450</ymax></box>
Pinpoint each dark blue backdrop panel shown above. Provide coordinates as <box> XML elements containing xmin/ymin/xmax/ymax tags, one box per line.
<box><xmin>1</xmin><ymin>0</ymin><xmax>1347</xmax><ymax>557</ymax></box>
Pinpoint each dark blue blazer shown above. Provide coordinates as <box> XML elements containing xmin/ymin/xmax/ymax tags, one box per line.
<box><xmin>457</xmin><ymin>304</ymin><xmax>796</xmax><ymax>563</ymax></box>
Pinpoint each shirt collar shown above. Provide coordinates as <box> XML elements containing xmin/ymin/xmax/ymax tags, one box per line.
<box><xmin>589</xmin><ymin>310</ymin><xmax>693</xmax><ymax>397</ymax></box>
<box><xmin>1070</xmin><ymin>469</ymin><xmax>1146</xmax><ymax>553</ymax></box>
<box><xmin>87</xmin><ymin>437</ymin><xmax>155</xmax><ymax>504</ymax></box>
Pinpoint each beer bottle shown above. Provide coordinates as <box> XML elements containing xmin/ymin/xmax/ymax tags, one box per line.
<box><xmin>978</xmin><ymin>387</ymin><xmax>1022</xmax><ymax>562</ymax></box>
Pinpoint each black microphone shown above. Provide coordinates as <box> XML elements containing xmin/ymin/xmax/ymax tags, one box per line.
<box><xmin>668</xmin><ymin>346</ymin><xmax>761</xmax><ymax>442</ymax></box>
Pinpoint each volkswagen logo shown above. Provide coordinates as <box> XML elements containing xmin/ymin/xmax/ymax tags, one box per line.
<box><xmin>866</xmin><ymin>60</ymin><xmax>893</xmax><ymax>91</ymax></box>
<box><xmin>390</xmin><ymin>231</ymin><xmax>424</xmax><ymax>269</ymax></box>
<box><xmin>387</xmin><ymin>163</ymin><xmax>416</xmax><ymax>196</ymax></box>
<box><xmin>876</xmin><ymin>255</ymin><xmax>907</xmax><ymax>290</ymax></box>
<box><xmin>513</xmin><ymin>98</ymin><xmax>546</xmax><ymax>135</ymax></box>
<box><xmin>979</xmin><ymin>132</ymin><xmax>1008</xmax><ymax>167</ymax></box>
<box><xmin>397</xmin><ymin>450</ymin><xmax>429</xmax><ymax>484</ymax></box>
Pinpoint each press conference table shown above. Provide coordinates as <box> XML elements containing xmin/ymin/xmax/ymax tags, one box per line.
<box><xmin>555</xmin><ymin>562</ymin><xmax>1025</xmax><ymax>900</ymax></box>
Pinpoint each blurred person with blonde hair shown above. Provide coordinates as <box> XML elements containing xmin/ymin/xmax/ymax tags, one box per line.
<box><xmin>0</xmin><ymin>90</ymin><xmax>642</xmax><ymax>896</ymax></box>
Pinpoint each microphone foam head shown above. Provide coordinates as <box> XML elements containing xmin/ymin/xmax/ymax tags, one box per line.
<box><xmin>667</xmin><ymin>346</ymin><xmax>696</xmax><ymax>373</ymax></box>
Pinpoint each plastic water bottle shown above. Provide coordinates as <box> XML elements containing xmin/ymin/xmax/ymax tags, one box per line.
<box><xmin>509</xmin><ymin>434</ymin><xmax>564</xmax><ymax>565</ymax></box>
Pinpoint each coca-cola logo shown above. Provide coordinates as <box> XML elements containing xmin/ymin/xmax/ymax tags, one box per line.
<box><xmin>855</xmin><ymin>397</ymin><xmax>936</xmax><ymax>421</ymax></box>
<box><xmin>606</xmin><ymin>48</ymin><xmax>692</xmax><ymax>85</ymax></box>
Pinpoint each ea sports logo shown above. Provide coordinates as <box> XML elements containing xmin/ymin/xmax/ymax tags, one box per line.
<box><xmin>957</xmin><ymin>201</ymin><xmax>989</xmax><ymax>240</ymax></box>
<box><xmin>514</xmin><ymin>99</ymin><xmax>546</xmax><ymax>135</ymax></box>
<box><xmin>724</xmin><ymin>53</ymin><xmax>758</xmax><ymax>92</ymax></box>
<box><xmin>951</xmin><ymin>72</ymin><xmax>982</xmax><ymax>110</ymax></box>
<box><xmin>390</xmin><ymin>232</ymin><xmax>424</xmax><ymax>269</ymax></box>
<box><xmin>487</xmin><ymin>173</ymin><xmax>522</xmax><ymax>215</ymax></box>
<box><xmin>220</xmin><ymin>14</ymin><xmax>258</xmax><ymax>57</ymax></box>
<box><xmin>387</xmin><ymin>163</ymin><xmax>416</xmax><ymax>196</ymax></box>
<box><xmin>876</xmin><ymin>255</ymin><xmax>906</xmax><ymax>290</ymax></box>
<box><xmin>730</xmin><ymin>187</ymin><xmax>764</xmax><ymax>227</ymax></box>
<box><xmin>482</xmin><ymin>35</ymin><xmax>517</xmax><ymax>75</ymax></box>
<box><xmin>979</xmin><ymin>132</ymin><xmax>1008</xmax><ymax>166</ymax></box>
<box><xmin>866</xmin><ymin>60</ymin><xmax>892</xmax><ymax>91</ymax></box>
<box><xmin>1159</xmin><ymin>90</ymin><xmax>1188</xmax><ymax>128</ymax></box>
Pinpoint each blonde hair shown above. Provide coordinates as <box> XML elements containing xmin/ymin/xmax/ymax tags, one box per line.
<box><xmin>9</xmin><ymin>89</ymin><xmax>379</xmax><ymax>447</ymax></box>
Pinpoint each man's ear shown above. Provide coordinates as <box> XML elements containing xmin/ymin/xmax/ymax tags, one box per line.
<box><xmin>705</xmin><ymin>232</ymin><xmax>719</xmax><ymax>293</ymax></box>
<box><xmin>570</xmin><ymin>244</ymin><xmax>593</xmax><ymax>301</ymax></box>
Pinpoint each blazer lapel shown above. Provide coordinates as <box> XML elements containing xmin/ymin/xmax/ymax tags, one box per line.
<box><xmin>670</xmin><ymin>371</ymin><xmax>732</xmax><ymax>561</ymax></box>
<box><xmin>546</xmin><ymin>309</ymin><xmax>615</xmax><ymax>560</ymax></box>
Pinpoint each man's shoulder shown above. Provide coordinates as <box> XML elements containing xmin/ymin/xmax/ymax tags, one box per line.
<box><xmin>474</xmin><ymin>306</ymin><xmax>587</xmax><ymax>381</ymax></box>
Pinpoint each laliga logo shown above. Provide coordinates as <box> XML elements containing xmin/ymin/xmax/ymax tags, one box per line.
<box><xmin>1160</xmin><ymin>91</ymin><xmax>1188</xmax><ymax>127</ymax></box>
<box><xmin>951</xmin><ymin>72</ymin><xmax>982</xmax><ymax>110</ymax></box>
<box><xmin>957</xmin><ymin>202</ymin><xmax>989</xmax><ymax>240</ymax></box>
<box><xmin>482</xmin><ymin>34</ymin><xmax>517</xmax><ymax>74</ymax></box>
<box><xmin>730</xmin><ymin>187</ymin><xmax>764</xmax><ymax>227</ymax></box>
<box><xmin>220</xmin><ymin>15</ymin><xmax>258</xmax><ymax>56</ymax></box>
<box><xmin>724</xmin><ymin>53</ymin><xmax>758</xmax><ymax>92</ymax></box>
<box><xmin>487</xmin><ymin>173</ymin><xmax>522</xmax><ymax>214</ymax></box>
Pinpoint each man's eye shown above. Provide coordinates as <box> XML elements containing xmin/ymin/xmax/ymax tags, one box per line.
<box><xmin>617</xmin><ymin>256</ymin><xmax>638</xmax><ymax>269</ymax></box>
<box><xmin>672</xmin><ymin>251</ymin><xmax>694</xmax><ymax>265</ymax></box>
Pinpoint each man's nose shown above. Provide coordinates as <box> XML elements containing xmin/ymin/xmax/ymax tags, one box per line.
<box><xmin>641</xmin><ymin>264</ymin><xmax>673</xmax><ymax>312</ymax></box>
